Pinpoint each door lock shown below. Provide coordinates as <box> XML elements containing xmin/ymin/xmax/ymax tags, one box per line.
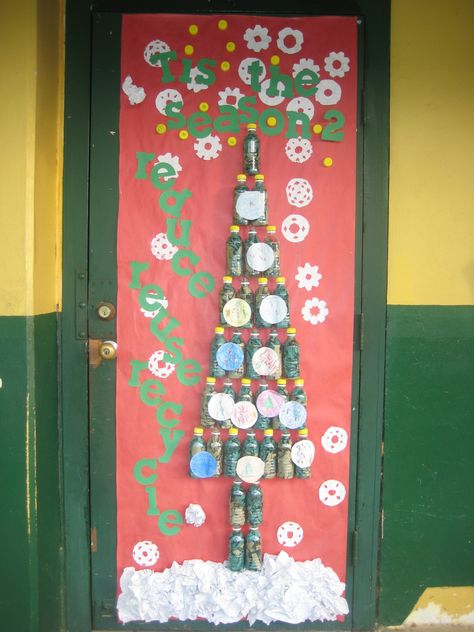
<box><xmin>97</xmin><ymin>301</ymin><xmax>116</xmax><ymax>321</ymax></box>
<box><xmin>98</xmin><ymin>340</ymin><xmax>117</xmax><ymax>360</ymax></box>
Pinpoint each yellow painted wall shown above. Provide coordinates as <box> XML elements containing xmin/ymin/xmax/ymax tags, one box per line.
<box><xmin>388</xmin><ymin>0</ymin><xmax>474</xmax><ymax>306</ymax></box>
<box><xmin>0</xmin><ymin>0</ymin><xmax>63</xmax><ymax>316</ymax></box>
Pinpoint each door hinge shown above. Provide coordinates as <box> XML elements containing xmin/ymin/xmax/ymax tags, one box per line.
<box><xmin>75</xmin><ymin>270</ymin><xmax>88</xmax><ymax>340</ymax></box>
<box><xmin>350</xmin><ymin>529</ymin><xmax>359</xmax><ymax>566</ymax></box>
<box><xmin>354</xmin><ymin>313</ymin><xmax>364</xmax><ymax>351</ymax></box>
<box><xmin>91</xmin><ymin>526</ymin><xmax>98</xmax><ymax>552</ymax></box>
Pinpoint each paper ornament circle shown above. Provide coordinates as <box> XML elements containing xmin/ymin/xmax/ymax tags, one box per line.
<box><xmin>321</xmin><ymin>426</ymin><xmax>348</xmax><ymax>454</ymax></box>
<box><xmin>251</xmin><ymin>347</ymin><xmax>280</xmax><ymax>376</ymax></box>
<box><xmin>223</xmin><ymin>298</ymin><xmax>252</xmax><ymax>327</ymax></box>
<box><xmin>236</xmin><ymin>456</ymin><xmax>265</xmax><ymax>483</ymax></box>
<box><xmin>282</xmin><ymin>214</ymin><xmax>310</xmax><ymax>243</ymax></box>
<box><xmin>291</xmin><ymin>439</ymin><xmax>315</xmax><ymax>468</ymax></box>
<box><xmin>259</xmin><ymin>295</ymin><xmax>288</xmax><ymax>324</ymax></box>
<box><xmin>277</xmin><ymin>521</ymin><xmax>304</xmax><ymax>547</ymax></box>
<box><xmin>278</xmin><ymin>401</ymin><xmax>307</xmax><ymax>429</ymax></box>
<box><xmin>236</xmin><ymin>191</ymin><xmax>265</xmax><ymax>221</ymax></box>
<box><xmin>132</xmin><ymin>540</ymin><xmax>160</xmax><ymax>566</ymax></box>
<box><xmin>286</xmin><ymin>178</ymin><xmax>313</xmax><ymax>208</ymax></box>
<box><xmin>246</xmin><ymin>242</ymin><xmax>275</xmax><ymax>272</ymax></box>
<box><xmin>207</xmin><ymin>393</ymin><xmax>235</xmax><ymax>422</ymax></box>
<box><xmin>190</xmin><ymin>452</ymin><xmax>218</xmax><ymax>478</ymax></box>
<box><xmin>230</xmin><ymin>401</ymin><xmax>258</xmax><ymax>429</ymax></box>
<box><xmin>319</xmin><ymin>479</ymin><xmax>346</xmax><ymax>507</ymax></box>
<box><xmin>256</xmin><ymin>389</ymin><xmax>286</xmax><ymax>418</ymax></box>
<box><xmin>216</xmin><ymin>342</ymin><xmax>244</xmax><ymax>371</ymax></box>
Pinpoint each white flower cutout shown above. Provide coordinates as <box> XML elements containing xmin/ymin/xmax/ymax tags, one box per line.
<box><xmin>295</xmin><ymin>263</ymin><xmax>322</xmax><ymax>291</ymax></box>
<box><xmin>277</xmin><ymin>27</ymin><xmax>303</xmax><ymax>54</ymax></box>
<box><xmin>324</xmin><ymin>52</ymin><xmax>350</xmax><ymax>78</ymax></box>
<box><xmin>292</xmin><ymin>58</ymin><xmax>320</xmax><ymax>78</ymax></box>
<box><xmin>302</xmin><ymin>297</ymin><xmax>328</xmax><ymax>325</ymax></box>
<box><xmin>218</xmin><ymin>87</ymin><xmax>245</xmax><ymax>107</ymax></box>
<box><xmin>243</xmin><ymin>25</ymin><xmax>271</xmax><ymax>52</ymax></box>
<box><xmin>315</xmin><ymin>79</ymin><xmax>342</xmax><ymax>105</ymax></box>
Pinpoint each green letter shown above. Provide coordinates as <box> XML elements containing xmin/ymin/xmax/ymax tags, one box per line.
<box><xmin>158</xmin><ymin>428</ymin><xmax>185</xmax><ymax>463</ymax></box>
<box><xmin>286</xmin><ymin>111</ymin><xmax>311</xmax><ymax>139</ymax></box>
<box><xmin>129</xmin><ymin>261</ymin><xmax>149</xmax><ymax>289</ymax></box>
<box><xmin>165</xmin><ymin>101</ymin><xmax>186</xmax><ymax>130</ymax></box>
<box><xmin>196</xmin><ymin>58</ymin><xmax>216</xmax><ymax>85</ymax></box>
<box><xmin>128</xmin><ymin>359</ymin><xmax>149</xmax><ymax>387</ymax></box>
<box><xmin>166</xmin><ymin>218</ymin><xmax>192</xmax><ymax>247</ymax></box>
<box><xmin>171</xmin><ymin>249</ymin><xmax>200</xmax><ymax>276</ymax></box>
<box><xmin>238</xmin><ymin>96</ymin><xmax>258</xmax><ymax>124</ymax></box>
<box><xmin>133</xmin><ymin>458</ymin><xmax>157</xmax><ymax>485</ymax></box>
<box><xmin>188</xmin><ymin>112</ymin><xmax>212</xmax><ymax>138</ymax></box>
<box><xmin>188</xmin><ymin>271</ymin><xmax>214</xmax><ymax>298</ymax></box>
<box><xmin>259</xmin><ymin>108</ymin><xmax>285</xmax><ymax>136</ymax></box>
<box><xmin>145</xmin><ymin>485</ymin><xmax>160</xmax><ymax>515</ymax></box>
<box><xmin>158</xmin><ymin>509</ymin><xmax>183</xmax><ymax>536</ymax></box>
<box><xmin>150</xmin><ymin>161</ymin><xmax>176</xmax><ymax>191</ymax></box>
<box><xmin>153</xmin><ymin>50</ymin><xmax>177</xmax><ymax>82</ymax></box>
<box><xmin>156</xmin><ymin>401</ymin><xmax>182</xmax><ymax>428</ymax></box>
<box><xmin>139</xmin><ymin>379</ymin><xmax>165</xmax><ymax>406</ymax></box>
<box><xmin>267</xmin><ymin>66</ymin><xmax>294</xmax><ymax>98</ymax></box>
<box><xmin>294</xmin><ymin>69</ymin><xmax>319</xmax><ymax>96</ymax></box>
<box><xmin>176</xmin><ymin>357</ymin><xmax>201</xmax><ymax>386</ymax></box>
<box><xmin>159</xmin><ymin>188</ymin><xmax>192</xmax><ymax>218</ymax></box>
<box><xmin>214</xmin><ymin>106</ymin><xmax>240</xmax><ymax>133</ymax></box>
<box><xmin>134</xmin><ymin>152</ymin><xmax>155</xmax><ymax>179</ymax></box>
<box><xmin>138</xmin><ymin>284</ymin><xmax>165</xmax><ymax>311</ymax></box>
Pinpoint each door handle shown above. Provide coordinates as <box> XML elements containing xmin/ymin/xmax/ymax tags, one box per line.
<box><xmin>98</xmin><ymin>340</ymin><xmax>117</xmax><ymax>360</ymax></box>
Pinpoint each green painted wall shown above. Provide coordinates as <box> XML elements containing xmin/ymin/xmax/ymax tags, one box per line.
<box><xmin>379</xmin><ymin>306</ymin><xmax>474</xmax><ymax>624</ymax></box>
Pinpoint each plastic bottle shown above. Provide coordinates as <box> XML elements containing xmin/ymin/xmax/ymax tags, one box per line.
<box><xmin>253</xmin><ymin>174</ymin><xmax>268</xmax><ymax>225</ymax></box>
<box><xmin>221</xmin><ymin>380</ymin><xmax>236</xmax><ymax>429</ymax></box>
<box><xmin>290</xmin><ymin>378</ymin><xmax>307</xmax><ymax>408</ymax></box>
<box><xmin>264</xmin><ymin>226</ymin><xmax>280</xmax><ymax>276</ymax></box>
<box><xmin>245</xmin><ymin>527</ymin><xmax>262</xmax><ymax>571</ymax></box>
<box><xmin>255</xmin><ymin>277</ymin><xmax>271</xmax><ymax>328</ymax></box>
<box><xmin>226</xmin><ymin>226</ymin><xmax>243</xmax><ymax>277</ymax></box>
<box><xmin>219</xmin><ymin>276</ymin><xmax>235</xmax><ymax>326</ymax></box>
<box><xmin>242</xmin><ymin>430</ymin><xmax>259</xmax><ymax>457</ymax></box>
<box><xmin>277</xmin><ymin>431</ymin><xmax>294</xmax><ymax>479</ymax></box>
<box><xmin>227</xmin><ymin>330</ymin><xmax>245</xmax><ymax>379</ymax></box>
<box><xmin>229</xmin><ymin>481</ymin><xmax>246</xmax><ymax>526</ymax></box>
<box><xmin>273</xmin><ymin>378</ymin><xmax>288</xmax><ymax>430</ymax></box>
<box><xmin>274</xmin><ymin>277</ymin><xmax>290</xmax><ymax>328</ymax></box>
<box><xmin>189</xmin><ymin>427</ymin><xmax>205</xmax><ymax>477</ymax></box>
<box><xmin>244</xmin><ymin>228</ymin><xmax>259</xmax><ymax>276</ymax></box>
<box><xmin>200</xmin><ymin>376</ymin><xmax>217</xmax><ymax>428</ymax></box>
<box><xmin>245</xmin><ymin>331</ymin><xmax>262</xmax><ymax>380</ymax></box>
<box><xmin>259</xmin><ymin>428</ymin><xmax>277</xmax><ymax>479</ymax></box>
<box><xmin>267</xmin><ymin>330</ymin><xmax>282</xmax><ymax>380</ymax></box>
<box><xmin>294</xmin><ymin>428</ymin><xmax>311</xmax><ymax>479</ymax></box>
<box><xmin>243</xmin><ymin>123</ymin><xmax>260</xmax><ymax>175</ymax></box>
<box><xmin>282</xmin><ymin>327</ymin><xmax>300</xmax><ymax>378</ymax></box>
<box><xmin>255</xmin><ymin>382</ymin><xmax>271</xmax><ymax>429</ymax></box>
<box><xmin>223</xmin><ymin>428</ymin><xmax>241</xmax><ymax>477</ymax></box>
<box><xmin>207</xmin><ymin>428</ymin><xmax>223</xmax><ymax>477</ymax></box>
<box><xmin>228</xmin><ymin>527</ymin><xmax>245</xmax><ymax>572</ymax></box>
<box><xmin>236</xmin><ymin>278</ymin><xmax>254</xmax><ymax>328</ymax></box>
<box><xmin>210</xmin><ymin>326</ymin><xmax>226</xmax><ymax>378</ymax></box>
<box><xmin>247</xmin><ymin>482</ymin><xmax>263</xmax><ymax>526</ymax></box>
<box><xmin>237</xmin><ymin>377</ymin><xmax>253</xmax><ymax>404</ymax></box>
<box><xmin>233</xmin><ymin>174</ymin><xmax>249</xmax><ymax>225</ymax></box>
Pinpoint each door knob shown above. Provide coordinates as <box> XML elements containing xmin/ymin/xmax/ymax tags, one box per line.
<box><xmin>97</xmin><ymin>301</ymin><xmax>116</xmax><ymax>320</ymax></box>
<box><xmin>98</xmin><ymin>340</ymin><xmax>117</xmax><ymax>360</ymax></box>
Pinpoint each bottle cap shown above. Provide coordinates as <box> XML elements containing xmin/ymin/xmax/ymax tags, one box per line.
<box><xmin>287</xmin><ymin>327</ymin><xmax>297</xmax><ymax>334</ymax></box>
<box><xmin>266</xmin><ymin>225</ymin><xmax>276</xmax><ymax>232</ymax></box>
<box><xmin>277</xmin><ymin>378</ymin><xmax>287</xmax><ymax>385</ymax></box>
<box><xmin>247</xmin><ymin>123</ymin><xmax>257</xmax><ymax>130</ymax></box>
<box><xmin>264</xmin><ymin>428</ymin><xmax>274</xmax><ymax>436</ymax></box>
<box><xmin>255</xmin><ymin>174</ymin><xmax>265</xmax><ymax>180</ymax></box>
<box><xmin>294</xmin><ymin>378</ymin><xmax>305</xmax><ymax>386</ymax></box>
<box><xmin>298</xmin><ymin>428</ymin><xmax>309</xmax><ymax>436</ymax></box>
<box><xmin>193</xmin><ymin>427</ymin><xmax>204</xmax><ymax>435</ymax></box>
<box><xmin>230</xmin><ymin>225</ymin><xmax>240</xmax><ymax>232</ymax></box>
<box><xmin>236</xmin><ymin>173</ymin><xmax>247</xmax><ymax>180</ymax></box>
<box><xmin>276</xmin><ymin>276</ymin><xmax>285</xmax><ymax>283</ymax></box>
<box><xmin>206</xmin><ymin>376</ymin><xmax>217</xmax><ymax>383</ymax></box>
<box><xmin>223</xmin><ymin>275</ymin><xmax>233</xmax><ymax>283</ymax></box>
<box><xmin>257</xmin><ymin>277</ymin><xmax>268</xmax><ymax>284</ymax></box>
<box><xmin>241</xmin><ymin>377</ymin><xmax>251</xmax><ymax>385</ymax></box>
<box><xmin>215</xmin><ymin>326</ymin><xmax>225</xmax><ymax>334</ymax></box>
<box><xmin>229</xmin><ymin>428</ymin><xmax>239</xmax><ymax>436</ymax></box>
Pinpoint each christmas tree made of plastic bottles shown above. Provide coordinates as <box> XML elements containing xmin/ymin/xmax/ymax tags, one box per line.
<box><xmin>189</xmin><ymin>123</ymin><xmax>311</xmax><ymax>573</ymax></box>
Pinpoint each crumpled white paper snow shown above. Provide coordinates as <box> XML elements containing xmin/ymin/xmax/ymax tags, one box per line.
<box><xmin>117</xmin><ymin>551</ymin><xmax>348</xmax><ymax>625</ymax></box>
<box><xmin>122</xmin><ymin>75</ymin><xmax>146</xmax><ymax>105</ymax></box>
<box><xmin>184</xmin><ymin>503</ymin><xmax>206</xmax><ymax>527</ymax></box>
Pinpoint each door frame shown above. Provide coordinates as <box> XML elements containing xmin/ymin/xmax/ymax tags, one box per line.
<box><xmin>61</xmin><ymin>2</ymin><xmax>389</xmax><ymax>631</ymax></box>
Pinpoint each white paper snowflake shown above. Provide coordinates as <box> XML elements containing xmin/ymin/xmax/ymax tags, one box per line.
<box><xmin>315</xmin><ymin>79</ymin><xmax>342</xmax><ymax>105</ymax></box>
<box><xmin>281</xmin><ymin>214</ymin><xmax>310</xmax><ymax>243</ymax></box>
<box><xmin>295</xmin><ymin>263</ymin><xmax>322</xmax><ymax>291</ymax></box>
<box><xmin>292</xmin><ymin>57</ymin><xmax>320</xmax><ymax>78</ymax></box>
<box><xmin>187</xmin><ymin>67</ymin><xmax>209</xmax><ymax>93</ymax></box>
<box><xmin>285</xmin><ymin>137</ymin><xmax>313</xmax><ymax>163</ymax></box>
<box><xmin>286</xmin><ymin>96</ymin><xmax>314</xmax><ymax>120</ymax></box>
<box><xmin>148</xmin><ymin>350</ymin><xmax>176</xmax><ymax>379</ymax></box>
<box><xmin>144</xmin><ymin>40</ymin><xmax>171</xmax><ymax>67</ymax></box>
<box><xmin>140</xmin><ymin>295</ymin><xmax>168</xmax><ymax>319</ymax></box>
<box><xmin>155</xmin><ymin>152</ymin><xmax>182</xmax><ymax>180</ymax></box>
<box><xmin>277</xmin><ymin>27</ymin><xmax>303</xmax><ymax>54</ymax></box>
<box><xmin>122</xmin><ymin>75</ymin><xmax>146</xmax><ymax>105</ymax></box>
<box><xmin>238</xmin><ymin>57</ymin><xmax>266</xmax><ymax>85</ymax></box>
<box><xmin>132</xmin><ymin>541</ymin><xmax>159</xmax><ymax>567</ymax></box>
<box><xmin>286</xmin><ymin>178</ymin><xmax>313</xmax><ymax>208</ymax></box>
<box><xmin>324</xmin><ymin>52</ymin><xmax>350</xmax><ymax>78</ymax></box>
<box><xmin>258</xmin><ymin>78</ymin><xmax>286</xmax><ymax>106</ymax></box>
<box><xmin>194</xmin><ymin>134</ymin><xmax>222</xmax><ymax>160</ymax></box>
<box><xmin>155</xmin><ymin>88</ymin><xmax>183</xmax><ymax>115</ymax></box>
<box><xmin>151</xmin><ymin>233</ymin><xmax>178</xmax><ymax>260</ymax></box>
<box><xmin>243</xmin><ymin>25</ymin><xmax>271</xmax><ymax>52</ymax></box>
<box><xmin>217</xmin><ymin>87</ymin><xmax>245</xmax><ymax>108</ymax></box>
<box><xmin>302</xmin><ymin>297</ymin><xmax>329</xmax><ymax>325</ymax></box>
<box><xmin>319</xmin><ymin>480</ymin><xmax>346</xmax><ymax>507</ymax></box>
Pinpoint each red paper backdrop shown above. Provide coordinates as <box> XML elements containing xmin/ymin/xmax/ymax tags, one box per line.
<box><xmin>117</xmin><ymin>12</ymin><xmax>357</xmax><ymax>588</ymax></box>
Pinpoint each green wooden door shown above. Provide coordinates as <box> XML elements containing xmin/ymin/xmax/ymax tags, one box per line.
<box><xmin>62</xmin><ymin>4</ymin><xmax>388</xmax><ymax>631</ymax></box>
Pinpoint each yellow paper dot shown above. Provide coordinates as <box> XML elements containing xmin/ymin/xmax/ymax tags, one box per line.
<box><xmin>179</xmin><ymin>130</ymin><xmax>189</xmax><ymax>140</ymax></box>
<box><xmin>227</xmin><ymin>136</ymin><xmax>237</xmax><ymax>147</ymax></box>
<box><xmin>323</xmin><ymin>157</ymin><xmax>333</xmax><ymax>167</ymax></box>
<box><xmin>199</xmin><ymin>102</ymin><xmax>209</xmax><ymax>112</ymax></box>
<box><xmin>270</xmin><ymin>55</ymin><xmax>280</xmax><ymax>65</ymax></box>
<box><xmin>267</xmin><ymin>116</ymin><xmax>278</xmax><ymax>127</ymax></box>
<box><xmin>221</xmin><ymin>61</ymin><xmax>230</xmax><ymax>71</ymax></box>
<box><xmin>155</xmin><ymin>123</ymin><xmax>167</xmax><ymax>135</ymax></box>
<box><xmin>189</xmin><ymin>24</ymin><xmax>198</xmax><ymax>35</ymax></box>
<box><xmin>226</xmin><ymin>41</ymin><xmax>236</xmax><ymax>52</ymax></box>
<box><xmin>218</xmin><ymin>19</ymin><xmax>228</xmax><ymax>30</ymax></box>
<box><xmin>313</xmin><ymin>123</ymin><xmax>323</xmax><ymax>134</ymax></box>
<box><xmin>184</xmin><ymin>45</ymin><xmax>194</xmax><ymax>56</ymax></box>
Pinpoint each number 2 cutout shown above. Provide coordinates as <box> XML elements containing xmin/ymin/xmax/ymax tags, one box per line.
<box><xmin>322</xmin><ymin>109</ymin><xmax>345</xmax><ymax>142</ymax></box>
